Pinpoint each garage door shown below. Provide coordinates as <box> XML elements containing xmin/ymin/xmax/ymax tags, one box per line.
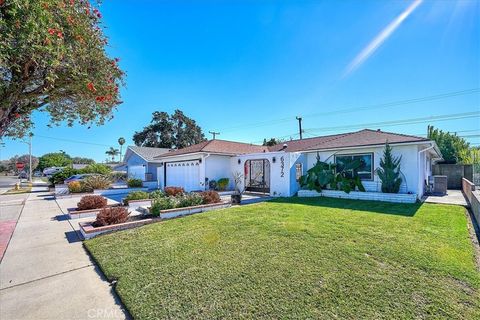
<box><xmin>128</xmin><ymin>165</ymin><xmax>145</xmax><ymax>180</ymax></box>
<box><xmin>166</xmin><ymin>160</ymin><xmax>201</xmax><ymax>192</ymax></box>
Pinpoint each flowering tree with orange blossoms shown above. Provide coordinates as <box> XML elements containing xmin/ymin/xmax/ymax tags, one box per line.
<box><xmin>0</xmin><ymin>0</ymin><xmax>124</xmax><ymax>138</ymax></box>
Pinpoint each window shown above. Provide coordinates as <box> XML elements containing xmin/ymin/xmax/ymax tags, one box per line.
<box><xmin>335</xmin><ymin>153</ymin><xmax>373</xmax><ymax>180</ymax></box>
<box><xmin>295</xmin><ymin>163</ymin><xmax>303</xmax><ymax>181</ymax></box>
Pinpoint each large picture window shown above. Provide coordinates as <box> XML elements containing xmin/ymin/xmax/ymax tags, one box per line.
<box><xmin>335</xmin><ymin>153</ymin><xmax>373</xmax><ymax>180</ymax></box>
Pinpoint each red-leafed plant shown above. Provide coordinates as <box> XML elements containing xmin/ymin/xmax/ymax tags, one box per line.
<box><xmin>93</xmin><ymin>207</ymin><xmax>129</xmax><ymax>227</ymax></box>
<box><xmin>77</xmin><ymin>195</ymin><xmax>107</xmax><ymax>210</ymax></box>
<box><xmin>200</xmin><ymin>191</ymin><xmax>221</xmax><ymax>204</ymax></box>
<box><xmin>164</xmin><ymin>187</ymin><xmax>185</xmax><ymax>197</ymax></box>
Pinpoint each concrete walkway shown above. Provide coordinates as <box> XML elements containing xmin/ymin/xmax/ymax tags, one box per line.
<box><xmin>424</xmin><ymin>189</ymin><xmax>468</xmax><ymax>206</ymax></box>
<box><xmin>0</xmin><ymin>192</ymin><xmax>128</xmax><ymax>320</ymax></box>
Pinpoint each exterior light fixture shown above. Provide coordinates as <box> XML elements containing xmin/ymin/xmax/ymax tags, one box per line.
<box><xmin>237</xmin><ymin>159</ymin><xmax>241</xmax><ymax>165</ymax></box>
<box><xmin>272</xmin><ymin>157</ymin><xmax>276</xmax><ymax>163</ymax></box>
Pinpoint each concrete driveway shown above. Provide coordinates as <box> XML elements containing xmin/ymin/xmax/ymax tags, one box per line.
<box><xmin>0</xmin><ymin>192</ymin><xmax>128</xmax><ymax>320</ymax></box>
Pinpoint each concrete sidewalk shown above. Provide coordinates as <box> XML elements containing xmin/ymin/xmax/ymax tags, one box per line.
<box><xmin>0</xmin><ymin>192</ymin><xmax>128</xmax><ymax>320</ymax></box>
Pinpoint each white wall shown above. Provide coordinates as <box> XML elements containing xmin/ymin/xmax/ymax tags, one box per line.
<box><xmin>205</xmin><ymin>155</ymin><xmax>233</xmax><ymax>190</ymax></box>
<box><xmin>304</xmin><ymin>144</ymin><xmax>420</xmax><ymax>196</ymax></box>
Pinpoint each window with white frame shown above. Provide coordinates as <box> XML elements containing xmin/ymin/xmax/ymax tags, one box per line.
<box><xmin>334</xmin><ymin>153</ymin><xmax>373</xmax><ymax>180</ymax></box>
<box><xmin>295</xmin><ymin>163</ymin><xmax>303</xmax><ymax>181</ymax></box>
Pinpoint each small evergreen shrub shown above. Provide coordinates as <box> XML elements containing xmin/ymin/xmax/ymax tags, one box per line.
<box><xmin>376</xmin><ymin>142</ymin><xmax>402</xmax><ymax>193</ymax></box>
<box><xmin>127</xmin><ymin>178</ymin><xmax>143</xmax><ymax>188</ymax></box>
<box><xmin>150</xmin><ymin>197</ymin><xmax>176</xmax><ymax>216</ymax></box>
<box><xmin>124</xmin><ymin>191</ymin><xmax>149</xmax><ymax>204</ymax></box>
<box><xmin>83</xmin><ymin>175</ymin><xmax>111</xmax><ymax>190</ymax></box>
<box><xmin>200</xmin><ymin>191</ymin><xmax>221</xmax><ymax>204</ymax></box>
<box><xmin>93</xmin><ymin>207</ymin><xmax>129</xmax><ymax>227</ymax></box>
<box><xmin>178</xmin><ymin>193</ymin><xmax>203</xmax><ymax>207</ymax></box>
<box><xmin>164</xmin><ymin>186</ymin><xmax>184</xmax><ymax>197</ymax></box>
<box><xmin>68</xmin><ymin>181</ymin><xmax>84</xmax><ymax>193</ymax></box>
<box><xmin>149</xmin><ymin>190</ymin><xmax>165</xmax><ymax>199</ymax></box>
<box><xmin>77</xmin><ymin>195</ymin><xmax>107</xmax><ymax>210</ymax></box>
<box><xmin>217</xmin><ymin>178</ymin><xmax>229</xmax><ymax>191</ymax></box>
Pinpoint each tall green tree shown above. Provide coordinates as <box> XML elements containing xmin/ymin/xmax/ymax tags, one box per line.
<box><xmin>7</xmin><ymin>154</ymin><xmax>39</xmax><ymax>173</ymax></box>
<box><xmin>37</xmin><ymin>151</ymin><xmax>72</xmax><ymax>171</ymax></box>
<box><xmin>0</xmin><ymin>0</ymin><xmax>125</xmax><ymax>138</ymax></box>
<box><xmin>71</xmin><ymin>156</ymin><xmax>95</xmax><ymax>164</ymax></box>
<box><xmin>105</xmin><ymin>147</ymin><xmax>119</xmax><ymax>162</ymax></box>
<box><xmin>376</xmin><ymin>142</ymin><xmax>402</xmax><ymax>193</ymax></box>
<box><xmin>427</xmin><ymin>126</ymin><xmax>470</xmax><ymax>163</ymax></box>
<box><xmin>133</xmin><ymin>110</ymin><xmax>205</xmax><ymax>149</ymax></box>
<box><xmin>262</xmin><ymin>138</ymin><xmax>285</xmax><ymax>147</ymax></box>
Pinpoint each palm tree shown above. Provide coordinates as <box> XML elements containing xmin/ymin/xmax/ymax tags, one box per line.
<box><xmin>118</xmin><ymin>137</ymin><xmax>126</xmax><ymax>162</ymax></box>
<box><xmin>105</xmin><ymin>147</ymin><xmax>120</xmax><ymax>163</ymax></box>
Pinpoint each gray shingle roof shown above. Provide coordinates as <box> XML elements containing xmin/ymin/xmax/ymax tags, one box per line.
<box><xmin>128</xmin><ymin>146</ymin><xmax>170</xmax><ymax>161</ymax></box>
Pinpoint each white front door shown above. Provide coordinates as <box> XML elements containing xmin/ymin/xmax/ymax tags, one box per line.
<box><xmin>165</xmin><ymin>160</ymin><xmax>201</xmax><ymax>191</ymax></box>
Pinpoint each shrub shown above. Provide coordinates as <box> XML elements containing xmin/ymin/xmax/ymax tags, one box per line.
<box><xmin>150</xmin><ymin>197</ymin><xmax>176</xmax><ymax>216</ymax></box>
<box><xmin>200</xmin><ymin>191</ymin><xmax>221</xmax><ymax>204</ymax></box>
<box><xmin>68</xmin><ymin>181</ymin><xmax>84</xmax><ymax>193</ymax></box>
<box><xmin>164</xmin><ymin>186</ymin><xmax>184</xmax><ymax>197</ymax></box>
<box><xmin>109</xmin><ymin>171</ymin><xmax>127</xmax><ymax>183</ymax></box>
<box><xmin>127</xmin><ymin>178</ymin><xmax>143</xmax><ymax>188</ymax></box>
<box><xmin>124</xmin><ymin>191</ymin><xmax>149</xmax><ymax>204</ymax></box>
<box><xmin>178</xmin><ymin>193</ymin><xmax>203</xmax><ymax>208</ymax></box>
<box><xmin>93</xmin><ymin>207</ymin><xmax>129</xmax><ymax>227</ymax></box>
<box><xmin>149</xmin><ymin>190</ymin><xmax>165</xmax><ymax>199</ymax></box>
<box><xmin>376</xmin><ymin>142</ymin><xmax>402</xmax><ymax>193</ymax></box>
<box><xmin>83</xmin><ymin>175</ymin><xmax>111</xmax><ymax>190</ymax></box>
<box><xmin>77</xmin><ymin>195</ymin><xmax>107</xmax><ymax>211</ymax></box>
<box><xmin>82</xmin><ymin>163</ymin><xmax>112</xmax><ymax>175</ymax></box>
<box><xmin>217</xmin><ymin>178</ymin><xmax>229</xmax><ymax>191</ymax></box>
<box><xmin>49</xmin><ymin>167</ymin><xmax>80</xmax><ymax>185</ymax></box>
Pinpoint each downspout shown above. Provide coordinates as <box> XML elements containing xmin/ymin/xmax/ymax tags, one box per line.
<box><xmin>417</xmin><ymin>144</ymin><xmax>435</xmax><ymax>197</ymax></box>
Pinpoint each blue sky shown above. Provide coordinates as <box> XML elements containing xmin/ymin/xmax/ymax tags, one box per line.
<box><xmin>2</xmin><ymin>0</ymin><xmax>479</xmax><ymax>162</ymax></box>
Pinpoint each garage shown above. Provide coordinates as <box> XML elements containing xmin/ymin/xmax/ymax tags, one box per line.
<box><xmin>165</xmin><ymin>160</ymin><xmax>201</xmax><ymax>191</ymax></box>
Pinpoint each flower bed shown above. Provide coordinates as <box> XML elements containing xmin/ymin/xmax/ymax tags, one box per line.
<box><xmin>298</xmin><ymin>189</ymin><xmax>417</xmax><ymax>203</ymax></box>
<box><xmin>79</xmin><ymin>201</ymin><xmax>231</xmax><ymax>239</ymax></box>
<box><xmin>67</xmin><ymin>204</ymin><xmax>122</xmax><ymax>219</ymax></box>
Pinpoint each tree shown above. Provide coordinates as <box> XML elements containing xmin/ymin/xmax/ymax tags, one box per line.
<box><xmin>71</xmin><ymin>156</ymin><xmax>95</xmax><ymax>164</ymax></box>
<box><xmin>105</xmin><ymin>147</ymin><xmax>119</xmax><ymax>162</ymax></box>
<box><xmin>118</xmin><ymin>137</ymin><xmax>125</xmax><ymax>161</ymax></box>
<box><xmin>376</xmin><ymin>142</ymin><xmax>402</xmax><ymax>193</ymax></box>
<box><xmin>133</xmin><ymin>110</ymin><xmax>206</xmax><ymax>149</ymax></box>
<box><xmin>0</xmin><ymin>0</ymin><xmax>125</xmax><ymax>138</ymax></box>
<box><xmin>37</xmin><ymin>152</ymin><xmax>72</xmax><ymax>171</ymax></box>
<box><xmin>427</xmin><ymin>126</ymin><xmax>470</xmax><ymax>164</ymax></box>
<box><xmin>262</xmin><ymin>138</ymin><xmax>285</xmax><ymax>146</ymax></box>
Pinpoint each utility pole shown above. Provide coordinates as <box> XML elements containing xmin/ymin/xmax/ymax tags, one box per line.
<box><xmin>28</xmin><ymin>134</ymin><xmax>32</xmax><ymax>183</ymax></box>
<box><xmin>296</xmin><ymin>116</ymin><xmax>303</xmax><ymax>140</ymax></box>
<box><xmin>209</xmin><ymin>131</ymin><xmax>220</xmax><ymax>140</ymax></box>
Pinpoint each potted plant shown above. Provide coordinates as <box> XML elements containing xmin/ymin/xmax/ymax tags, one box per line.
<box><xmin>231</xmin><ymin>171</ymin><xmax>244</xmax><ymax>204</ymax></box>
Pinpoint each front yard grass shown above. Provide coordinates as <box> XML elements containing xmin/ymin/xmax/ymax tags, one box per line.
<box><xmin>85</xmin><ymin>197</ymin><xmax>480</xmax><ymax>319</ymax></box>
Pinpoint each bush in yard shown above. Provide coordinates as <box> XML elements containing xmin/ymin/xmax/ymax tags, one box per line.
<box><xmin>217</xmin><ymin>178</ymin><xmax>229</xmax><ymax>191</ymax></box>
<box><xmin>83</xmin><ymin>175</ymin><xmax>111</xmax><ymax>191</ymax></box>
<box><xmin>124</xmin><ymin>191</ymin><xmax>149</xmax><ymax>204</ymax></box>
<box><xmin>149</xmin><ymin>190</ymin><xmax>165</xmax><ymax>199</ymax></box>
<box><xmin>127</xmin><ymin>178</ymin><xmax>143</xmax><ymax>188</ymax></box>
<box><xmin>164</xmin><ymin>186</ymin><xmax>184</xmax><ymax>197</ymax></box>
<box><xmin>68</xmin><ymin>181</ymin><xmax>84</xmax><ymax>193</ymax></box>
<box><xmin>178</xmin><ymin>193</ymin><xmax>203</xmax><ymax>208</ymax></box>
<box><xmin>376</xmin><ymin>142</ymin><xmax>402</xmax><ymax>193</ymax></box>
<box><xmin>77</xmin><ymin>195</ymin><xmax>107</xmax><ymax>211</ymax></box>
<box><xmin>93</xmin><ymin>207</ymin><xmax>129</xmax><ymax>227</ymax></box>
<box><xmin>109</xmin><ymin>171</ymin><xmax>127</xmax><ymax>183</ymax></box>
<box><xmin>49</xmin><ymin>167</ymin><xmax>80</xmax><ymax>185</ymax></box>
<box><xmin>200</xmin><ymin>191</ymin><xmax>221</xmax><ymax>204</ymax></box>
<box><xmin>150</xmin><ymin>197</ymin><xmax>176</xmax><ymax>216</ymax></box>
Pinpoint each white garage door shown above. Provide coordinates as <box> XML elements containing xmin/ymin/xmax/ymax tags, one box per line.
<box><xmin>166</xmin><ymin>160</ymin><xmax>201</xmax><ymax>192</ymax></box>
<box><xmin>128</xmin><ymin>165</ymin><xmax>145</xmax><ymax>180</ymax></box>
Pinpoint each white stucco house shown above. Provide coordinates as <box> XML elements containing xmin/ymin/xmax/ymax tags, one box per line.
<box><xmin>148</xmin><ymin>129</ymin><xmax>442</xmax><ymax>200</ymax></box>
<box><xmin>123</xmin><ymin>146</ymin><xmax>170</xmax><ymax>187</ymax></box>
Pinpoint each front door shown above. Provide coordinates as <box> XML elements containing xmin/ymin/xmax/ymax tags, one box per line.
<box><xmin>245</xmin><ymin>159</ymin><xmax>270</xmax><ymax>193</ymax></box>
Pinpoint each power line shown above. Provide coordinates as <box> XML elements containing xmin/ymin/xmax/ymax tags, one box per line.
<box><xmin>219</xmin><ymin>88</ymin><xmax>480</xmax><ymax>133</ymax></box>
<box><xmin>306</xmin><ymin>111</ymin><xmax>479</xmax><ymax>133</ymax></box>
<box><xmin>35</xmin><ymin>135</ymin><xmax>111</xmax><ymax>147</ymax></box>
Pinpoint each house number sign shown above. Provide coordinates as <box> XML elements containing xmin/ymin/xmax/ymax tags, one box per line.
<box><xmin>280</xmin><ymin>156</ymin><xmax>285</xmax><ymax>177</ymax></box>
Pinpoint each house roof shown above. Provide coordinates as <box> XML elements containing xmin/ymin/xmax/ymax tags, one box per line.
<box><xmin>127</xmin><ymin>146</ymin><xmax>170</xmax><ymax>161</ymax></box>
<box><xmin>268</xmin><ymin>129</ymin><xmax>431</xmax><ymax>152</ymax></box>
<box><xmin>155</xmin><ymin>139</ymin><xmax>268</xmax><ymax>159</ymax></box>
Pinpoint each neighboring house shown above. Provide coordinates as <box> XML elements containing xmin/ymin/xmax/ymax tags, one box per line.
<box><xmin>149</xmin><ymin>129</ymin><xmax>441</xmax><ymax>199</ymax></box>
<box><xmin>123</xmin><ymin>146</ymin><xmax>170</xmax><ymax>184</ymax></box>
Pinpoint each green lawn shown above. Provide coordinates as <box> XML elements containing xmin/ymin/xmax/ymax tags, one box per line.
<box><xmin>85</xmin><ymin>197</ymin><xmax>480</xmax><ymax>319</ymax></box>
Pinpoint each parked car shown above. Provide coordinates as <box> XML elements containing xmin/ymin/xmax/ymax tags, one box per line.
<box><xmin>43</xmin><ymin>167</ymin><xmax>64</xmax><ymax>177</ymax></box>
<box><xmin>33</xmin><ymin>171</ymin><xmax>43</xmax><ymax>177</ymax></box>
<box><xmin>64</xmin><ymin>174</ymin><xmax>94</xmax><ymax>184</ymax></box>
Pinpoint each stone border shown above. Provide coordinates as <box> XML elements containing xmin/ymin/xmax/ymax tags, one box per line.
<box><xmin>79</xmin><ymin>201</ymin><xmax>232</xmax><ymax>239</ymax></box>
<box><xmin>126</xmin><ymin>199</ymin><xmax>153</xmax><ymax>211</ymax></box>
<box><xmin>298</xmin><ymin>189</ymin><xmax>417</xmax><ymax>204</ymax></box>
